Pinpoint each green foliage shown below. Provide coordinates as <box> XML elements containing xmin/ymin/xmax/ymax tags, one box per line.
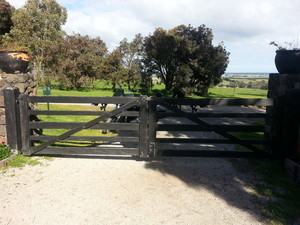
<box><xmin>0</xmin><ymin>142</ymin><xmax>12</xmax><ymax>161</ymax></box>
<box><xmin>142</xmin><ymin>24</ymin><xmax>230</xmax><ymax>94</ymax></box>
<box><xmin>270</xmin><ymin>41</ymin><xmax>300</xmax><ymax>50</ymax></box>
<box><xmin>221</xmin><ymin>78</ymin><xmax>268</xmax><ymax>90</ymax></box>
<box><xmin>0</xmin><ymin>0</ymin><xmax>13</xmax><ymax>36</ymax></box>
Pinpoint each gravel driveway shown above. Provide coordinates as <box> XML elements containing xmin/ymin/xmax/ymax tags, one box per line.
<box><xmin>0</xmin><ymin>106</ymin><xmax>267</xmax><ymax>225</ymax></box>
<box><xmin>0</xmin><ymin>157</ymin><xmax>265</xmax><ymax>225</ymax></box>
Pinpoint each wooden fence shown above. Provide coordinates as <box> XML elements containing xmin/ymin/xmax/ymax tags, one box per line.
<box><xmin>4</xmin><ymin>87</ymin><xmax>278</xmax><ymax>158</ymax></box>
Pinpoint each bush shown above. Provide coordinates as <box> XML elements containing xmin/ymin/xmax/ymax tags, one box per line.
<box><xmin>0</xmin><ymin>142</ymin><xmax>12</xmax><ymax>161</ymax></box>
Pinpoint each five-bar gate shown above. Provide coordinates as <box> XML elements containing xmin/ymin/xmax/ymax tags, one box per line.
<box><xmin>4</xmin><ymin>87</ymin><xmax>273</xmax><ymax>158</ymax></box>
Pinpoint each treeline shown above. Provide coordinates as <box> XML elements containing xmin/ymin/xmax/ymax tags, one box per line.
<box><xmin>220</xmin><ymin>78</ymin><xmax>268</xmax><ymax>90</ymax></box>
<box><xmin>0</xmin><ymin>0</ymin><xmax>229</xmax><ymax>95</ymax></box>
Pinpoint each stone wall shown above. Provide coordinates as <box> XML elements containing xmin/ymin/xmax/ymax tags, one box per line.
<box><xmin>0</xmin><ymin>72</ymin><xmax>37</xmax><ymax>142</ymax></box>
<box><xmin>268</xmin><ymin>73</ymin><xmax>300</xmax><ymax>98</ymax></box>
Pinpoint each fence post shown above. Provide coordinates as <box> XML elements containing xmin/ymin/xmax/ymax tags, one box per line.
<box><xmin>148</xmin><ymin>97</ymin><xmax>158</xmax><ymax>158</ymax></box>
<box><xmin>3</xmin><ymin>87</ymin><xmax>21</xmax><ymax>152</ymax></box>
<box><xmin>281</xmin><ymin>89</ymin><xmax>300</xmax><ymax>161</ymax></box>
<box><xmin>139</xmin><ymin>97</ymin><xmax>149</xmax><ymax>158</ymax></box>
<box><xmin>18</xmin><ymin>94</ymin><xmax>31</xmax><ymax>155</ymax></box>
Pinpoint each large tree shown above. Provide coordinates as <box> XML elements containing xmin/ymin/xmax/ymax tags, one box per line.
<box><xmin>99</xmin><ymin>49</ymin><xmax>124</xmax><ymax>90</ymax></box>
<box><xmin>143</xmin><ymin>24</ymin><xmax>230</xmax><ymax>95</ymax></box>
<box><xmin>46</xmin><ymin>34</ymin><xmax>107</xmax><ymax>89</ymax></box>
<box><xmin>118</xmin><ymin>34</ymin><xmax>143</xmax><ymax>90</ymax></box>
<box><xmin>4</xmin><ymin>0</ymin><xmax>67</xmax><ymax>71</ymax></box>
<box><xmin>0</xmin><ymin>0</ymin><xmax>14</xmax><ymax>36</ymax></box>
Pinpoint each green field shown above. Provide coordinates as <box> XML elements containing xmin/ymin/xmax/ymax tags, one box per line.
<box><xmin>37</xmin><ymin>82</ymin><xmax>267</xmax><ymax>98</ymax></box>
<box><xmin>206</xmin><ymin>87</ymin><xmax>267</xmax><ymax>98</ymax></box>
<box><xmin>37</xmin><ymin>104</ymin><xmax>114</xmax><ymax>138</ymax></box>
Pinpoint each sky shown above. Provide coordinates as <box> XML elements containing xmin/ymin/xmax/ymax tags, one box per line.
<box><xmin>6</xmin><ymin>0</ymin><xmax>300</xmax><ymax>73</ymax></box>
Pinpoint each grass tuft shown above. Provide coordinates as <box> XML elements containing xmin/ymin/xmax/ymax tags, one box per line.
<box><xmin>7</xmin><ymin>155</ymin><xmax>44</xmax><ymax>167</ymax></box>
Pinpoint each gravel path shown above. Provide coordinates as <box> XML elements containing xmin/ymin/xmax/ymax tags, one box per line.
<box><xmin>0</xmin><ymin>106</ymin><xmax>267</xmax><ymax>225</ymax></box>
<box><xmin>0</xmin><ymin>157</ymin><xmax>265</xmax><ymax>225</ymax></box>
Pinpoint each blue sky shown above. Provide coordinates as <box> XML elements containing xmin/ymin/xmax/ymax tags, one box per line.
<box><xmin>7</xmin><ymin>0</ymin><xmax>300</xmax><ymax>73</ymax></box>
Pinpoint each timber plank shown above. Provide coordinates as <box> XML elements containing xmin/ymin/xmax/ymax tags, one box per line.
<box><xmin>159</xmin><ymin>112</ymin><xmax>270</xmax><ymax>118</ymax></box>
<box><xmin>29</xmin><ymin>96</ymin><xmax>138</xmax><ymax>104</ymax></box>
<box><xmin>29</xmin><ymin>122</ymin><xmax>139</xmax><ymax>130</ymax></box>
<box><xmin>156</xmin><ymin>138</ymin><xmax>270</xmax><ymax>144</ymax></box>
<box><xmin>157</xmin><ymin>124</ymin><xmax>265</xmax><ymax>132</ymax></box>
<box><xmin>34</xmin><ymin>147</ymin><xmax>139</xmax><ymax>156</ymax></box>
<box><xmin>30</xmin><ymin>135</ymin><xmax>139</xmax><ymax>142</ymax></box>
<box><xmin>30</xmin><ymin>110</ymin><xmax>139</xmax><ymax>116</ymax></box>
<box><xmin>162</xmin><ymin>98</ymin><xmax>273</xmax><ymax>106</ymax></box>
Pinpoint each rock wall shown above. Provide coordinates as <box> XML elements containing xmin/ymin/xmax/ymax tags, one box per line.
<box><xmin>0</xmin><ymin>72</ymin><xmax>37</xmax><ymax>142</ymax></box>
<box><xmin>268</xmin><ymin>73</ymin><xmax>300</xmax><ymax>98</ymax></box>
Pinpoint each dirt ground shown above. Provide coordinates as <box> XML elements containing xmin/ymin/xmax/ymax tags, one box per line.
<box><xmin>0</xmin><ymin>156</ymin><xmax>266</xmax><ymax>225</ymax></box>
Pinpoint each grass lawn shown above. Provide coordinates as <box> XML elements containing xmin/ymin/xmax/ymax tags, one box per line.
<box><xmin>206</xmin><ymin>87</ymin><xmax>267</xmax><ymax>98</ymax></box>
<box><xmin>37</xmin><ymin>87</ymin><xmax>113</xmax><ymax>97</ymax></box>
<box><xmin>37</xmin><ymin>84</ymin><xmax>267</xmax><ymax>99</ymax></box>
<box><xmin>36</xmin><ymin>104</ymin><xmax>115</xmax><ymax>148</ymax></box>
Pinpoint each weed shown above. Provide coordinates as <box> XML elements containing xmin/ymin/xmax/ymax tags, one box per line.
<box><xmin>0</xmin><ymin>142</ymin><xmax>12</xmax><ymax>161</ymax></box>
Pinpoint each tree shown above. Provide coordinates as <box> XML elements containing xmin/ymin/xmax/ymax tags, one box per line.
<box><xmin>143</xmin><ymin>27</ymin><xmax>180</xmax><ymax>91</ymax></box>
<box><xmin>118</xmin><ymin>34</ymin><xmax>143</xmax><ymax>90</ymax></box>
<box><xmin>143</xmin><ymin>24</ymin><xmax>230</xmax><ymax>95</ymax></box>
<box><xmin>47</xmin><ymin>34</ymin><xmax>107</xmax><ymax>89</ymax></box>
<box><xmin>0</xmin><ymin>0</ymin><xmax>14</xmax><ymax>36</ymax></box>
<box><xmin>99</xmin><ymin>49</ymin><xmax>124</xmax><ymax>90</ymax></box>
<box><xmin>4</xmin><ymin>0</ymin><xmax>67</xmax><ymax>71</ymax></box>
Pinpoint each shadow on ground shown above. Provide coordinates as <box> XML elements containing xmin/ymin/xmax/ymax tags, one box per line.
<box><xmin>144</xmin><ymin>156</ymin><xmax>266</xmax><ymax>222</ymax></box>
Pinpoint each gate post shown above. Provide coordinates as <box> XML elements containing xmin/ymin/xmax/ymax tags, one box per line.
<box><xmin>139</xmin><ymin>97</ymin><xmax>149</xmax><ymax>158</ymax></box>
<box><xmin>18</xmin><ymin>94</ymin><xmax>31</xmax><ymax>155</ymax></box>
<box><xmin>3</xmin><ymin>87</ymin><xmax>22</xmax><ymax>152</ymax></box>
<box><xmin>148</xmin><ymin>97</ymin><xmax>158</xmax><ymax>158</ymax></box>
<box><xmin>268</xmin><ymin>74</ymin><xmax>300</xmax><ymax>159</ymax></box>
<box><xmin>281</xmin><ymin>89</ymin><xmax>300</xmax><ymax>161</ymax></box>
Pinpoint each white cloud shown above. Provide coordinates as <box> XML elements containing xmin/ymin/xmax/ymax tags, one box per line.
<box><xmin>6</xmin><ymin>0</ymin><xmax>300</xmax><ymax>72</ymax></box>
<box><xmin>6</xmin><ymin>0</ymin><xmax>26</xmax><ymax>8</ymax></box>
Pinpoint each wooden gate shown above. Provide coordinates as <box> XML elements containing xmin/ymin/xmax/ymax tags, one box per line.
<box><xmin>4</xmin><ymin>87</ymin><xmax>273</xmax><ymax>158</ymax></box>
<box><xmin>4</xmin><ymin>88</ymin><xmax>148</xmax><ymax>157</ymax></box>
<box><xmin>147</xmin><ymin>97</ymin><xmax>273</xmax><ymax>158</ymax></box>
